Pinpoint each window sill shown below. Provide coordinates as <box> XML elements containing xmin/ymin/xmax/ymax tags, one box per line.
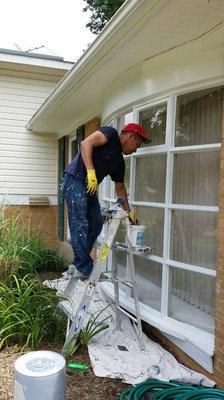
<box><xmin>100</xmin><ymin>282</ymin><xmax>214</xmax><ymax>373</ymax></box>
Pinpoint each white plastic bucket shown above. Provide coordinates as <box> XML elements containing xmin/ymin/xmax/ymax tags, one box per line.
<box><xmin>129</xmin><ymin>225</ymin><xmax>146</xmax><ymax>246</ymax></box>
<box><xmin>14</xmin><ymin>350</ymin><xmax>66</xmax><ymax>400</ymax></box>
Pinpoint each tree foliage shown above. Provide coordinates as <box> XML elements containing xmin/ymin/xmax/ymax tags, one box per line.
<box><xmin>83</xmin><ymin>0</ymin><xmax>125</xmax><ymax>34</ymax></box>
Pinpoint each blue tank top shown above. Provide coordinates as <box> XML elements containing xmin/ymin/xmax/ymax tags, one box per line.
<box><xmin>65</xmin><ymin>126</ymin><xmax>125</xmax><ymax>184</ymax></box>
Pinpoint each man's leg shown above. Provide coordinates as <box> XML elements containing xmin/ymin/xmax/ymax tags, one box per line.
<box><xmin>87</xmin><ymin>194</ymin><xmax>103</xmax><ymax>254</ymax></box>
<box><xmin>63</xmin><ymin>174</ymin><xmax>94</xmax><ymax>278</ymax></box>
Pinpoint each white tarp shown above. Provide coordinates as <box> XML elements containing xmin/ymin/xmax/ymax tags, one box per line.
<box><xmin>43</xmin><ymin>276</ymin><xmax>215</xmax><ymax>387</ymax></box>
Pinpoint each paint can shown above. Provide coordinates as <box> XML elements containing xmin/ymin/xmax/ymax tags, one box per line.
<box><xmin>129</xmin><ymin>225</ymin><xmax>146</xmax><ymax>246</ymax></box>
<box><xmin>14</xmin><ymin>350</ymin><xmax>66</xmax><ymax>400</ymax></box>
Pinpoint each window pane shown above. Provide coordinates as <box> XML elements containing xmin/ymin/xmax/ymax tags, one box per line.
<box><xmin>173</xmin><ymin>150</ymin><xmax>220</xmax><ymax>206</ymax></box>
<box><xmin>113</xmin><ymin>251</ymin><xmax>162</xmax><ymax>312</ymax></box>
<box><xmin>135</xmin><ymin>154</ymin><xmax>166</xmax><ymax>202</ymax></box>
<box><xmin>133</xmin><ymin>257</ymin><xmax>162</xmax><ymax>311</ymax></box>
<box><xmin>171</xmin><ymin>210</ymin><xmax>217</xmax><ymax>269</ymax></box>
<box><xmin>124</xmin><ymin>157</ymin><xmax>131</xmax><ymax>197</ymax></box>
<box><xmin>175</xmin><ymin>87</ymin><xmax>223</xmax><ymax>146</ymax></box>
<box><xmin>117</xmin><ymin>111</ymin><xmax>133</xmax><ymax>133</ymax></box>
<box><xmin>169</xmin><ymin>267</ymin><xmax>215</xmax><ymax>333</ymax></box>
<box><xmin>113</xmin><ymin>249</ymin><xmax>127</xmax><ymax>279</ymax></box>
<box><xmin>114</xmin><ymin>221</ymin><xmax>126</xmax><ymax>244</ymax></box>
<box><xmin>137</xmin><ymin>206</ymin><xmax>164</xmax><ymax>257</ymax></box>
<box><xmin>139</xmin><ymin>103</ymin><xmax>167</xmax><ymax>146</ymax></box>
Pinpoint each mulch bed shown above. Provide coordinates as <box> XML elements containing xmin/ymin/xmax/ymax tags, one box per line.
<box><xmin>66</xmin><ymin>347</ymin><xmax>129</xmax><ymax>400</ymax></box>
<box><xmin>0</xmin><ymin>344</ymin><xmax>129</xmax><ymax>400</ymax></box>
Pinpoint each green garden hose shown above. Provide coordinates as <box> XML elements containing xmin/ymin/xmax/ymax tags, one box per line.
<box><xmin>177</xmin><ymin>389</ymin><xmax>224</xmax><ymax>399</ymax></box>
<box><xmin>118</xmin><ymin>380</ymin><xmax>179</xmax><ymax>400</ymax></box>
<box><xmin>118</xmin><ymin>380</ymin><xmax>224</xmax><ymax>400</ymax></box>
<box><xmin>150</xmin><ymin>386</ymin><xmax>199</xmax><ymax>399</ymax></box>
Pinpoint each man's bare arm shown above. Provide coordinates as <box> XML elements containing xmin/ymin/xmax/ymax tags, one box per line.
<box><xmin>80</xmin><ymin>130</ymin><xmax>108</xmax><ymax>170</ymax></box>
<box><xmin>114</xmin><ymin>182</ymin><xmax>130</xmax><ymax>211</ymax></box>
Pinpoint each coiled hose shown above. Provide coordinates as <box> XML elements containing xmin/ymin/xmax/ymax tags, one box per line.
<box><xmin>119</xmin><ymin>380</ymin><xmax>179</xmax><ymax>399</ymax></box>
<box><xmin>118</xmin><ymin>380</ymin><xmax>224</xmax><ymax>400</ymax></box>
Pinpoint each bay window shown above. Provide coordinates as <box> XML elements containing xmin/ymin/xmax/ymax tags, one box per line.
<box><xmin>100</xmin><ymin>85</ymin><xmax>223</xmax><ymax>370</ymax></box>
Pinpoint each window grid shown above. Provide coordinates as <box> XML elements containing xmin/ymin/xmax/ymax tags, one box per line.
<box><xmin>134</xmin><ymin>95</ymin><xmax>219</xmax><ymax>315</ymax></box>
<box><xmin>161</xmin><ymin>94</ymin><xmax>176</xmax><ymax>317</ymax></box>
<box><xmin>101</xmin><ymin>90</ymin><xmax>220</xmax><ymax>326</ymax></box>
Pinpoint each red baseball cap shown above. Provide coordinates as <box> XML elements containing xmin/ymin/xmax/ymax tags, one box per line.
<box><xmin>122</xmin><ymin>123</ymin><xmax>150</xmax><ymax>143</ymax></box>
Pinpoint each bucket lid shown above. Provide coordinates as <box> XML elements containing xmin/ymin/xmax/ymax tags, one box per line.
<box><xmin>14</xmin><ymin>351</ymin><xmax>65</xmax><ymax>377</ymax></box>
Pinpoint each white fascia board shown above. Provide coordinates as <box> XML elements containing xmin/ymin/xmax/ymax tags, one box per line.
<box><xmin>0</xmin><ymin>53</ymin><xmax>72</xmax><ymax>71</ymax></box>
<box><xmin>26</xmin><ymin>0</ymin><xmax>171</xmax><ymax>132</ymax></box>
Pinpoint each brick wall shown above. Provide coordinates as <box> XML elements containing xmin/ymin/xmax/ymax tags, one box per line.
<box><xmin>214</xmin><ymin>100</ymin><xmax>224</xmax><ymax>388</ymax></box>
<box><xmin>85</xmin><ymin>117</ymin><xmax>101</xmax><ymax>137</ymax></box>
<box><xmin>5</xmin><ymin>205</ymin><xmax>59</xmax><ymax>247</ymax></box>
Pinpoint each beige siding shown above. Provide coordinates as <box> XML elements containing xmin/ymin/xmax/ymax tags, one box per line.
<box><xmin>0</xmin><ymin>71</ymin><xmax>60</xmax><ymax>197</ymax></box>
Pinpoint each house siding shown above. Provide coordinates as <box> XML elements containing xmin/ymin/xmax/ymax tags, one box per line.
<box><xmin>0</xmin><ymin>63</ymin><xmax>69</xmax><ymax>247</ymax></box>
<box><xmin>0</xmin><ymin>71</ymin><xmax>59</xmax><ymax>197</ymax></box>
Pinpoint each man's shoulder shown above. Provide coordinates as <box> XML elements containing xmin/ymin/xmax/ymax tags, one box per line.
<box><xmin>99</xmin><ymin>126</ymin><xmax>119</xmax><ymax>139</ymax></box>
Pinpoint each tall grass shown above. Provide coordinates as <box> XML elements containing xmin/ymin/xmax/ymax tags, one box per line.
<box><xmin>0</xmin><ymin>204</ymin><xmax>44</xmax><ymax>280</ymax></box>
<box><xmin>0</xmin><ymin>203</ymin><xmax>68</xmax><ymax>281</ymax></box>
<box><xmin>0</xmin><ymin>274</ymin><xmax>66</xmax><ymax>349</ymax></box>
<box><xmin>0</xmin><ymin>203</ymin><xmax>68</xmax><ymax>350</ymax></box>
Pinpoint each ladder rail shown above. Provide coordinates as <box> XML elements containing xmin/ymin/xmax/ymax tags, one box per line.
<box><xmin>125</xmin><ymin>218</ymin><xmax>144</xmax><ymax>346</ymax></box>
<box><xmin>60</xmin><ymin>202</ymin><xmax>150</xmax><ymax>355</ymax></box>
<box><xmin>61</xmin><ymin>205</ymin><xmax>126</xmax><ymax>355</ymax></box>
<box><xmin>116</xmin><ymin>306</ymin><xmax>138</xmax><ymax>323</ymax></box>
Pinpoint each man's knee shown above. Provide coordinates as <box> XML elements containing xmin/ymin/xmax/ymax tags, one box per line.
<box><xmin>70</xmin><ymin>222</ymin><xmax>88</xmax><ymax>245</ymax></box>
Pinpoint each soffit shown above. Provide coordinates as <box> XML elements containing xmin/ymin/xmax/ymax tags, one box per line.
<box><xmin>27</xmin><ymin>0</ymin><xmax>224</xmax><ymax>135</ymax></box>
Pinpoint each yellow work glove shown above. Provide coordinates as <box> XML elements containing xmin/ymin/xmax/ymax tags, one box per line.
<box><xmin>128</xmin><ymin>210</ymin><xmax>139</xmax><ymax>225</ymax></box>
<box><xmin>86</xmin><ymin>169</ymin><xmax>98</xmax><ymax>194</ymax></box>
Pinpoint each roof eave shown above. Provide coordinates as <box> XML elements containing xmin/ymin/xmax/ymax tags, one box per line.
<box><xmin>27</xmin><ymin>0</ymin><xmax>170</xmax><ymax>132</ymax></box>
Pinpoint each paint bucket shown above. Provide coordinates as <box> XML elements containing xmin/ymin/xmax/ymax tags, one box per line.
<box><xmin>14</xmin><ymin>350</ymin><xmax>66</xmax><ymax>400</ymax></box>
<box><xmin>129</xmin><ymin>225</ymin><xmax>146</xmax><ymax>246</ymax></box>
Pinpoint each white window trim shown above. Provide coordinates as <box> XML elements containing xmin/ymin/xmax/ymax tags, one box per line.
<box><xmin>100</xmin><ymin>82</ymin><xmax>222</xmax><ymax>371</ymax></box>
<box><xmin>101</xmin><ymin>281</ymin><xmax>214</xmax><ymax>372</ymax></box>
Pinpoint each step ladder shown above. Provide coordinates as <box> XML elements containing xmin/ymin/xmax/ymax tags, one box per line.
<box><xmin>59</xmin><ymin>198</ymin><xmax>151</xmax><ymax>356</ymax></box>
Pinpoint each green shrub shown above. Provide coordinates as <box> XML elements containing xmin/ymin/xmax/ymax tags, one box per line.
<box><xmin>0</xmin><ymin>203</ymin><xmax>68</xmax><ymax>350</ymax></box>
<box><xmin>0</xmin><ymin>206</ymin><xmax>44</xmax><ymax>277</ymax></box>
<box><xmin>0</xmin><ymin>204</ymin><xmax>68</xmax><ymax>279</ymax></box>
<box><xmin>33</xmin><ymin>247</ymin><xmax>69</xmax><ymax>273</ymax></box>
<box><xmin>62</xmin><ymin>305</ymin><xmax>111</xmax><ymax>356</ymax></box>
<box><xmin>79</xmin><ymin>306</ymin><xmax>111</xmax><ymax>347</ymax></box>
<box><xmin>0</xmin><ymin>274</ymin><xmax>66</xmax><ymax>350</ymax></box>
